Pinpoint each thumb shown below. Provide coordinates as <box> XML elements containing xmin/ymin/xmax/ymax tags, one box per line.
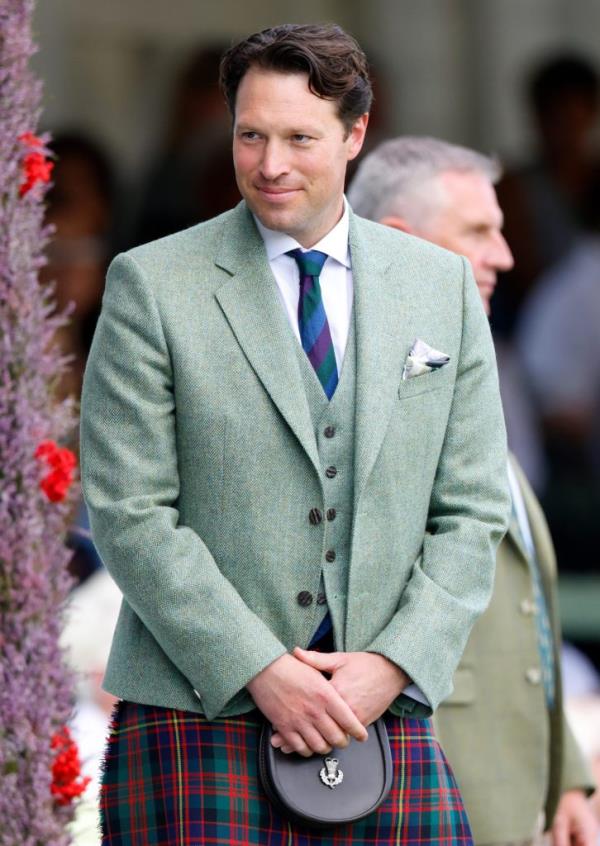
<box><xmin>293</xmin><ymin>646</ymin><xmax>342</xmax><ymax>672</ymax></box>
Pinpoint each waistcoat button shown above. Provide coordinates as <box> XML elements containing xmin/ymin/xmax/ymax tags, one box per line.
<box><xmin>324</xmin><ymin>426</ymin><xmax>335</xmax><ymax>438</ymax></box>
<box><xmin>325</xmin><ymin>549</ymin><xmax>336</xmax><ymax>563</ymax></box>
<box><xmin>520</xmin><ymin>598</ymin><xmax>536</xmax><ymax>615</ymax></box>
<box><xmin>316</xmin><ymin>592</ymin><xmax>327</xmax><ymax>605</ymax></box>
<box><xmin>326</xmin><ymin>508</ymin><xmax>336</xmax><ymax>521</ymax></box>
<box><xmin>525</xmin><ymin>667</ymin><xmax>542</xmax><ymax>685</ymax></box>
<box><xmin>297</xmin><ymin>591</ymin><xmax>313</xmax><ymax>607</ymax></box>
<box><xmin>309</xmin><ymin>508</ymin><xmax>323</xmax><ymax>525</ymax></box>
<box><xmin>325</xmin><ymin>466</ymin><xmax>337</xmax><ymax>479</ymax></box>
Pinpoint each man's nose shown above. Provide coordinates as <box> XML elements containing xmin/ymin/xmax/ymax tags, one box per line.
<box><xmin>259</xmin><ymin>140</ymin><xmax>290</xmax><ymax>180</ymax></box>
<box><xmin>489</xmin><ymin>232</ymin><xmax>514</xmax><ymax>272</ymax></box>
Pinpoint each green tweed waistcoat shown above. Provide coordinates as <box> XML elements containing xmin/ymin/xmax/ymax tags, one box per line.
<box><xmin>292</xmin><ymin>313</ymin><xmax>357</xmax><ymax>644</ymax></box>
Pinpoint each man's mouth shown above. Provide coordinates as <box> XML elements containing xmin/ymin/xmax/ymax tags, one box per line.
<box><xmin>255</xmin><ymin>185</ymin><xmax>300</xmax><ymax>200</ymax></box>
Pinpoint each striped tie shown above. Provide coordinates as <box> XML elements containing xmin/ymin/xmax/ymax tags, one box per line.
<box><xmin>287</xmin><ymin>249</ymin><xmax>339</xmax><ymax>399</ymax></box>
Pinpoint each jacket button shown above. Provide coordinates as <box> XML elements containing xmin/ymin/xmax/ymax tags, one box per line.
<box><xmin>326</xmin><ymin>508</ymin><xmax>336</xmax><ymax>521</ymax></box>
<box><xmin>309</xmin><ymin>508</ymin><xmax>323</xmax><ymax>525</ymax></box>
<box><xmin>325</xmin><ymin>466</ymin><xmax>337</xmax><ymax>479</ymax></box>
<box><xmin>317</xmin><ymin>592</ymin><xmax>327</xmax><ymax>605</ymax></box>
<box><xmin>297</xmin><ymin>591</ymin><xmax>313</xmax><ymax>607</ymax></box>
<box><xmin>324</xmin><ymin>426</ymin><xmax>335</xmax><ymax>438</ymax></box>
<box><xmin>520</xmin><ymin>598</ymin><xmax>536</xmax><ymax>615</ymax></box>
<box><xmin>325</xmin><ymin>549</ymin><xmax>336</xmax><ymax>563</ymax></box>
<box><xmin>525</xmin><ymin>667</ymin><xmax>542</xmax><ymax>685</ymax></box>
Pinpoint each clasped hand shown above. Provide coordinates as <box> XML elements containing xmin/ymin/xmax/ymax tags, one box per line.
<box><xmin>246</xmin><ymin>647</ymin><xmax>409</xmax><ymax>757</ymax></box>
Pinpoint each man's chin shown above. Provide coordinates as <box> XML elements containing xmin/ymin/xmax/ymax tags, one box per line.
<box><xmin>477</xmin><ymin>285</ymin><xmax>495</xmax><ymax>315</ymax></box>
<box><xmin>251</xmin><ymin>205</ymin><xmax>298</xmax><ymax>234</ymax></box>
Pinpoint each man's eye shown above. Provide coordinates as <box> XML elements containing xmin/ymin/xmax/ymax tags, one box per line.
<box><xmin>292</xmin><ymin>134</ymin><xmax>311</xmax><ymax>143</ymax></box>
<box><xmin>241</xmin><ymin>131</ymin><xmax>260</xmax><ymax>141</ymax></box>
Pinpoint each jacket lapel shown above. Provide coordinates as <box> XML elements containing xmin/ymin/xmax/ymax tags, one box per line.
<box><xmin>351</xmin><ymin>216</ymin><xmax>416</xmax><ymax>506</ymax></box>
<box><xmin>214</xmin><ymin>204</ymin><xmax>321</xmax><ymax>474</ymax></box>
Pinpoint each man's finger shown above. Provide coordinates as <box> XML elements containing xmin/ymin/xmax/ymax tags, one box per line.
<box><xmin>315</xmin><ymin>713</ymin><xmax>351</xmax><ymax>749</ymax></box>
<box><xmin>326</xmin><ymin>696</ymin><xmax>368</xmax><ymax>742</ymax></box>
<box><xmin>272</xmin><ymin>727</ymin><xmax>333</xmax><ymax>756</ymax></box>
<box><xmin>577</xmin><ymin>811</ymin><xmax>600</xmax><ymax>846</ymax></box>
<box><xmin>293</xmin><ymin>646</ymin><xmax>341</xmax><ymax>673</ymax></box>
<box><xmin>300</xmin><ymin>725</ymin><xmax>333</xmax><ymax>756</ymax></box>
<box><xmin>280</xmin><ymin>730</ymin><xmax>313</xmax><ymax>757</ymax></box>
<box><xmin>552</xmin><ymin>813</ymin><xmax>569</xmax><ymax>846</ymax></box>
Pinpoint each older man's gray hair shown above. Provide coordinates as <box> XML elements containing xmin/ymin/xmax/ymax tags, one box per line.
<box><xmin>347</xmin><ymin>136</ymin><xmax>501</xmax><ymax>227</ymax></box>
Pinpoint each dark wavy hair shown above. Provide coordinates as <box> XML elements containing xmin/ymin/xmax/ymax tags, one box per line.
<box><xmin>219</xmin><ymin>23</ymin><xmax>373</xmax><ymax>134</ymax></box>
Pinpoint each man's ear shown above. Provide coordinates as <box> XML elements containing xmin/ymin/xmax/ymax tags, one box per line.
<box><xmin>379</xmin><ymin>215</ymin><xmax>414</xmax><ymax>234</ymax></box>
<box><xmin>347</xmin><ymin>113</ymin><xmax>369</xmax><ymax>161</ymax></box>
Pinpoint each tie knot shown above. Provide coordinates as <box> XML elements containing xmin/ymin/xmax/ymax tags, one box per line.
<box><xmin>287</xmin><ymin>248</ymin><xmax>328</xmax><ymax>277</ymax></box>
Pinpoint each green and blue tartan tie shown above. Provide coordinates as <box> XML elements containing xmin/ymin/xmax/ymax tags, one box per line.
<box><xmin>287</xmin><ymin>248</ymin><xmax>339</xmax><ymax>399</ymax></box>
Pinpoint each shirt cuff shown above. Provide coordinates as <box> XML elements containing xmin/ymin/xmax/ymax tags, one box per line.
<box><xmin>403</xmin><ymin>682</ymin><xmax>430</xmax><ymax>707</ymax></box>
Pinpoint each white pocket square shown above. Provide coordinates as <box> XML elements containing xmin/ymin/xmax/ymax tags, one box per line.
<box><xmin>402</xmin><ymin>338</ymin><xmax>450</xmax><ymax>381</ymax></box>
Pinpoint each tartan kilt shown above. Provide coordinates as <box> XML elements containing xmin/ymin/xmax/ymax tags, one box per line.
<box><xmin>100</xmin><ymin>700</ymin><xmax>472</xmax><ymax>845</ymax></box>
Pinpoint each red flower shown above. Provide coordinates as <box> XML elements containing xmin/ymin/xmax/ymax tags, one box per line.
<box><xmin>50</xmin><ymin>727</ymin><xmax>91</xmax><ymax>806</ymax></box>
<box><xmin>18</xmin><ymin>132</ymin><xmax>53</xmax><ymax>197</ymax></box>
<box><xmin>35</xmin><ymin>440</ymin><xmax>77</xmax><ymax>503</ymax></box>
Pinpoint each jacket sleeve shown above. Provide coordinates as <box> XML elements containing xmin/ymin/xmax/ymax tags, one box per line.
<box><xmin>366</xmin><ymin>258</ymin><xmax>511</xmax><ymax>714</ymax></box>
<box><xmin>80</xmin><ymin>253</ymin><xmax>287</xmax><ymax>719</ymax></box>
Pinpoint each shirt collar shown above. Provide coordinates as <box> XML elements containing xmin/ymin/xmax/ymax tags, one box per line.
<box><xmin>253</xmin><ymin>197</ymin><xmax>351</xmax><ymax>268</ymax></box>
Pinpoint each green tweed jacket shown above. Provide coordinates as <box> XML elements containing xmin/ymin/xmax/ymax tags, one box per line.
<box><xmin>80</xmin><ymin>202</ymin><xmax>510</xmax><ymax>720</ymax></box>
<box><xmin>433</xmin><ymin>456</ymin><xmax>595</xmax><ymax>844</ymax></box>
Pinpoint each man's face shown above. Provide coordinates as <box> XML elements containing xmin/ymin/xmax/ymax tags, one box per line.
<box><xmin>232</xmin><ymin>67</ymin><xmax>368</xmax><ymax>247</ymax></box>
<box><xmin>418</xmin><ymin>170</ymin><xmax>514</xmax><ymax>314</ymax></box>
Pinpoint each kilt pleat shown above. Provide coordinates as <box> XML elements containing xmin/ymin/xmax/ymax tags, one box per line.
<box><xmin>100</xmin><ymin>700</ymin><xmax>472</xmax><ymax>845</ymax></box>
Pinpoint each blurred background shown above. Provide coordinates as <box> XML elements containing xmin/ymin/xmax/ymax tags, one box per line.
<box><xmin>35</xmin><ymin>0</ymin><xmax>600</xmax><ymax>839</ymax></box>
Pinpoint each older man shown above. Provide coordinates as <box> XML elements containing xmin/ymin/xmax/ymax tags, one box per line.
<box><xmin>348</xmin><ymin>136</ymin><xmax>597</xmax><ymax>846</ymax></box>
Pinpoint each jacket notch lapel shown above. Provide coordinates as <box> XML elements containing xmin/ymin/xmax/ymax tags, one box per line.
<box><xmin>214</xmin><ymin>205</ymin><xmax>321</xmax><ymax>474</ymax></box>
<box><xmin>351</xmin><ymin>218</ymin><xmax>416</xmax><ymax>507</ymax></box>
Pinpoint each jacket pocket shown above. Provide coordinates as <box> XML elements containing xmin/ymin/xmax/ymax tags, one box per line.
<box><xmin>397</xmin><ymin>367</ymin><xmax>453</xmax><ymax>399</ymax></box>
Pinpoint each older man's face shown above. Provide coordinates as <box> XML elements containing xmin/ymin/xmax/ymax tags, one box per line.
<box><xmin>419</xmin><ymin>170</ymin><xmax>514</xmax><ymax>314</ymax></box>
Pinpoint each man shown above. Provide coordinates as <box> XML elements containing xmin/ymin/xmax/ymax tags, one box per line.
<box><xmin>81</xmin><ymin>27</ymin><xmax>509</xmax><ymax>844</ymax></box>
<box><xmin>348</xmin><ymin>136</ymin><xmax>597</xmax><ymax>846</ymax></box>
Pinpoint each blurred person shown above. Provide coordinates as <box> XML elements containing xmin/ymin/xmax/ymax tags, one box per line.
<box><xmin>43</xmin><ymin>132</ymin><xmax>115</xmax><ymax>401</ymax></box>
<box><xmin>517</xmin><ymin>235</ymin><xmax>600</xmax><ymax>468</ymax></box>
<box><xmin>81</xmin><ymin>24</ymin><xmax>510</xmax><ymax>845</ymax></box>
<box><xmin>132</xmin><ymin>44</ymin><xmax>239</xmax><ymax>245</ymax></box>
<box><xmin>43</xmin><ymin>132</ymin><xmax>116</xmax><ymax>584</ymax></box>
<box><xmin>348</xmin><ymin>135</ymin><xmax>597</xmax><ymax>846</ymax></box>
<box><xmin>495</xmin><ymin>54</ymin><xmax>600</xmax><ymax>336</ymax></box>
<box><xmin>516</xmin><ymin>236</ymin><xmax>600</xmax><ymax>579</ymax></box>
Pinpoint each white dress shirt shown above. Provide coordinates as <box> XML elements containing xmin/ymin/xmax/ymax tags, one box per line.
<box><xmin>254</xmin><ymin>200</ymin><xmax>428</xmax><ymax>709</ymax></box>
<box><xmin>253</xmin><ymin>201</ymin><xmax>352</xmax><ymax>372</ymax></box>
<box><xmin>507</xmin><ymin>461</ymin><xmax>536</xmax><ymax>562</ymax></box>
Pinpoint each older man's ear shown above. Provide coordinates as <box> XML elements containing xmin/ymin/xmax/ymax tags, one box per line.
<box><xmin>378</xmin><ymin>215</ymin><xmax>414</xmax><ymax>234</ymax></box>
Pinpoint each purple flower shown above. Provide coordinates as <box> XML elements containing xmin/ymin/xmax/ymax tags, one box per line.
<box><xmin>0</xmin><ymin>2</ymin><xmax>79</xmax><ymax>842</ymax></box>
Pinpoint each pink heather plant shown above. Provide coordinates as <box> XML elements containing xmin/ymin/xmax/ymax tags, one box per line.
<box><xmin>0</xmin><ymin>1</ymin><xmax>79</xmax><ymax>843</ymax></box>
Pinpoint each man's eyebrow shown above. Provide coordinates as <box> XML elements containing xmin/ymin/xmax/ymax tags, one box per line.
<box><xmin>235</xmin><ymin>121</ymin><xmax>322</xmax><ymax>135</ymax></box>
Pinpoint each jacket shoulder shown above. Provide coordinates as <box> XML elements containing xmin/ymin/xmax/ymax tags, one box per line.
<box><xmin>122</xmin><ymin>206</ymin><xmax>237</xmax><ymax>275</ymax></box>
<box><xmin>351</xmin><ymin>213</ymin><xmax>465</xmax><ymax>276</ymax></box>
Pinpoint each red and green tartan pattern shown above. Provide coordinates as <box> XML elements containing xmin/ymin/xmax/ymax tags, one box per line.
<box><xmin>100</xmin><ymin>700</ymin><xmax>473</xmax><ymax>845</ymax></box>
